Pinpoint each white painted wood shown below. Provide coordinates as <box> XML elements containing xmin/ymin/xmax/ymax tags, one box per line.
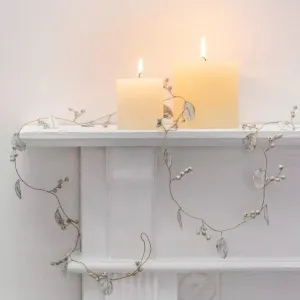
<box><xmin>80</xmin><ymin>148</ymin><xmax>108</xmax><ymax>256</ymax></box>
<box><xmin>220</xmin><ymin>272</ymin><xmax>300</xmax><ymax>300</ymax></box>
<box><xmin>109</xmin><ymin>273</ymin><xmax>155</xmax><ymax>300</ymax></box>
<box><xmin>20</xmin><ymin>124</ymin><xmax>300</xmax><ymax>147</ymax></box>
<box><xmin>80</xmin><ymin>147</ymin><xmax>109</xmax><ymax>300</ymax></box>
<box><xmin>82</xmin><ymin>275</ymin><xmax>104</xmax><ymax>300</ymax></box>
<box><xmin>154</xmin><ymin>146</ymin><xmax>300</xmax><ymax>258</ymax></box>
<box><xmin>75</xmin><ymin>140</ymin><xmax>300</xmax><ymax>300</ymax></box>
<box><xmin>105</xmin><ymin>147</ymin><xmax>155</xmax><ymax>259</ymax></box>
<box><xmin>69</xmin><ymin>257</ymin><xmax>300</xmax><ymax>273</ymax></box>
<box><xmin>154</xmin><ymin>273</ymin><xmax>177</xmax><ymax>300</ymax></box>
<box><xmin>178</xmin><ymin>273</ymin><xmax>219</xmax><ymax>300</ymax></box>
<box><xmin>80</xmin><ymin>147</ymin><xmax>157</xmax><ymax>300</ymax></box>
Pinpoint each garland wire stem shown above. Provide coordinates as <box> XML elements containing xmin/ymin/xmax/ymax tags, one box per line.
<box><xmin>11</xmin><ymin>109</ymin><xmax>151</xmax><ymax>295</ymax></box>
<box><xmin>160</xmin><ymin>80</ymin><xmax>293</xmax><ymax>256</ymax></box>
<box><xmin>11</xmin><ymin>84</ymin><xmax>296</xmax><ymax>283</ymax></box>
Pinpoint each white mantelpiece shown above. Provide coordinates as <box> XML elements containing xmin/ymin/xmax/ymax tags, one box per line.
<box><xmin>20</xmin><ymin>125</ymin><xmax>300</xmax><ymax>147</ymax></box>
<box><xmin>21</xmin><ymin>126</ymin><xmax>300</xmax><ymax>300</ymax></box>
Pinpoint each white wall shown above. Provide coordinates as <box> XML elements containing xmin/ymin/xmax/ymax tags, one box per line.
<box><xmin>1</xmin><ymin>0</ymin><xmax>300</xmax><ymax>299</ymax></box>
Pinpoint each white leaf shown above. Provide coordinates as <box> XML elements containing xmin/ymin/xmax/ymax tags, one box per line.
<box><xmin>243</xmin><ymin>133</ymin><xmax>257</xmax><ymax>152</ymax></box>
<box><xmin>164</xmin><ymin>150</ymin><xmax>172</xmax><ymax>168</ymax></box>
<box><xmin>15</xmin><ymin>179</ymin><xmax>22</xmax><ymax>199</ymax></box>
<box><xmin>55</xmin><ymin>208</ymin><xmax>66</xmax><ymax>230</ymax></box>
<box><xmin>216</xmin><ymin>238</ymin><xmax>228</xmax><ymax>259</ymax></box>
<box><xmin>81</xmin><ymin>122</ymin><xmax>94</xmax><ymax>127</ymax></box>
<box><xmin>264</xmin><ymin>205</ymin><xmax>270</xmax><ymax>226</ymax></box>
<box><xmin>177</xmin><ymin>209</ymin><xmax>183</xmax><ymax>229</ymax></box>
<box><xmin>60</xmin><ymin>260</ymin><xmax>68</xmax><ymax>279</ymax></box>
<box><xmin>99</xmin><ymin>277</ymin><xmax>113</xmax><ymax>295</ymax></box>
<box><xmin>183</xmin><ymin>102</ymin><xmax>195</xmax><ymax>121</ymax></box>
<box><xmin>279</xmin><ymin>120</ymin><xmax>292</xmax><ymax>130</ymax></box>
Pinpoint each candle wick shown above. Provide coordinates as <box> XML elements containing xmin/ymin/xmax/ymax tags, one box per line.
<box><xmin>202</xmin><ymin>57</ymin><xmax>207</xmax><ymax>62</ymax></box>
<box><xmin>138</xmin><ymin>72</ymin><xmax>142</xmax><ymax>78</ymax></box>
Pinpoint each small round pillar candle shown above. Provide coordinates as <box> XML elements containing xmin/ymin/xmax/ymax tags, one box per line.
<box><xmin>117</xmin><ymin>61</ymin><xmax>163</xmax><ymax>130</ymax></box>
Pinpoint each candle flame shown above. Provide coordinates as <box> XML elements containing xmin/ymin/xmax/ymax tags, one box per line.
<box><xmin>201</xmin><ymin>37</ymin><xmax>207</xmax><ymax>61</ymax></box>
<box><xmin>138</xmin><ymin>58</ymin><xmax>143</xmax><ymax>77</ymax></box>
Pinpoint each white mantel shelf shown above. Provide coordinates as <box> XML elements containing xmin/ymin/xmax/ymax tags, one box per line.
<box><xmin>20</xmin><ymin>125</ymin><xmax>300</xmax><ymax>147</ymax></box>
<box><xmin>68</xmin><ymin>257</ymin><xmax>300</xmax><ymax>273</ymax></box>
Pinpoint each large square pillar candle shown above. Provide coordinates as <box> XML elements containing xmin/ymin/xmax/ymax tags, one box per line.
<box><xmin>117</xmin><ymin>60</ymin><xmax>163</xmax><ymax>130</ymax></box>
<box><xmin>174</xmin><ymin>63</ymin><xmax>239</xmax><ymax>129</ymax></box>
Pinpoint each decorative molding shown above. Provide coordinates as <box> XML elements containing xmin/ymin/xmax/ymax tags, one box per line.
<box><xmin>178</xmin><ymin>273</ymin><xmax>218</xmax><ymax>300</ymax></box>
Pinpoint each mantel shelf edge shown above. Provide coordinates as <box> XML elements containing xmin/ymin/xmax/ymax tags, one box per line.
<box><xmin>20</xmin><ymin>125</ymin><xmax>300</xmax><ymax>147</ymax></box>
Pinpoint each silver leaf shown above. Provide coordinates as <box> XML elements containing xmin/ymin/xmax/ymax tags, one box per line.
<box><xmin>81</xmin><ymin>122</ymin><xmax>94</xmax><ymax>127</ymax></box>
<box><xmin>177</xmin><ymin>209</ymin><xmax>183</xmax><ymax>229</ymax></box>
<box><xmin>243</xmin><ymin>133</ymin><xmax>257</xmax><ymax>152</ymax></box>
<box><xmin>164</xmin><ymin>150</ymin><xmax>172</xmax><ymax>168</ymax></box>
<box><xmin>15</xmin><ymin>179</ymin><xmax>22</xmax><ymax>199</ymax></box>
<box><xmin>12</xmin><ymin>133</ymin><xmax>26</xmax><ymax>152</ymax></box>
<box><xmin>183</xmin><ymin>102</ymin><xmax>195</xmax><ymax>121</ymax></box>
<box><xmin>99</xmin><ymin>277</ymin><xmax>113</xmax><ymax>295</ymax></box>
<box><xmin>10</xmin><ymin>152</ymin><xmax>17</xmax><ymax>162</ymax></box>
<box><xmin>216</xmin><ymin>238</ymin><xmax>228</xmax><ymax>259</ymax></box>
<box><xmin>273</xmin><ymin>133</ymin><xmax>283</xmax><ymax>140</ymax></box>
<box><xmin>163</xmin><ymin>104</ymin><xmax>173</xmax><ymax>118</ymax></box>
<box><xmin>60</xmin><ymin>260</ymin><xmax>68</xmax><ymax>279</ymax></box>
<box><xmin>253</xmin><ymin>169</ymin><xmax>268</xmax><ymax>189</ymax></box>
<box><xmin>264</xmin><ymin>205</ymin><xmax>269</xmax><ymax>226</ymax></box>
<box><xmin>55</xmin><ymin>208</ymin><xmax>66</xmax><ymax>230</ymax></box>
<box><xmin>279</xmin><ymin>120</ymin><xmax>292</xmax><ymax>130</ymax></box>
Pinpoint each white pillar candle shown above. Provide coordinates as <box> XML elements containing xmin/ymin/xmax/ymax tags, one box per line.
<box><xmin>117</xmin><ymin>59</ymin><xmax>163</xmax><ymax>130</ymax></box>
